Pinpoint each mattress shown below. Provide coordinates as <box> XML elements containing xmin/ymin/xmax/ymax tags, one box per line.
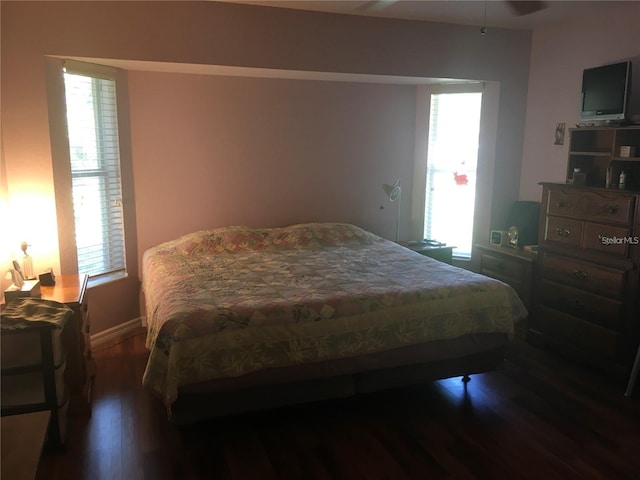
<box><xmin>141</xmin><ymin>223</ymin><xmax>527</xmax><ymax>407</ymax></box>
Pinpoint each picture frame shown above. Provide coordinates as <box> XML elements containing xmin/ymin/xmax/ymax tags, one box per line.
<box><xmin>554</xmin><ymin>122</ymin><xmax>566</xmax><ymax>145</ymax></box>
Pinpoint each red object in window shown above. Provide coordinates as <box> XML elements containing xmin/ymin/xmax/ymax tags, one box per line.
<box><xmin>453</xmin><ymin>172</ymin><xmax>468</xmax><ymax>185</ymax></box>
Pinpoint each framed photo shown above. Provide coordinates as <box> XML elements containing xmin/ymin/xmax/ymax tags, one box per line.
<box><xmin>554</xmin><ymin>122</ymin><xmax>566</xmax><ymax>145</ymax></box>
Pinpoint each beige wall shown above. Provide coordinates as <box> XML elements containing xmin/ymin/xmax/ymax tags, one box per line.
<box><xmin>519</xmin><ymin>2</ymin><xmax>640</xmax><ymax>202</ymax></box>
<box><xmin>1</xmin><ymin>1</ymin><xmax>532</xmax><ymax>333</ymax></box>
<box><xmin>129</xmin><ymin>73</ymin><xmax>416</xmax><ymax>257</ymax></box>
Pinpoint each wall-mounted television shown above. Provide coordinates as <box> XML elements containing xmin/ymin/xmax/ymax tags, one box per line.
<box><xmin>580</xmin><ymin>60</ymin><xmax>631</xmax><ymax>123</ymax></box>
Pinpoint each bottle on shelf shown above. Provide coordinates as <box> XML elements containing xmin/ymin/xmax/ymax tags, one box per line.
<box><xmin>619</xmin><ymin>170</ymin><xmax>626</xmax><ymax>190</ymax></box>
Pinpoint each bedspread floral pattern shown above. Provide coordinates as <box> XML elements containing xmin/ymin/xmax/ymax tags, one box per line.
<box><xmin>142</xmin><ymin>223</ymin><xmax>527</xmax><ymax>406</ymax></box>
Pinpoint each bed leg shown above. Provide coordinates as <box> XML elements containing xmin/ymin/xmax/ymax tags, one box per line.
<box><xmin>461</xmin><ymin>375</ymin><xmax>471</xmax><ymax>383</ymax></box>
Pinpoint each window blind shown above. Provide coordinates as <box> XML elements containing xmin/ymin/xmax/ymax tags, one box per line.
<box><xmin>424</xmin><ymin>90</ymin><xmax>482</xmax><ymax>258</ymax></box>
<box><xmin>63</xmin><ymin>69</ymin><xmax>125</xmax><ymax>278</ymax></box>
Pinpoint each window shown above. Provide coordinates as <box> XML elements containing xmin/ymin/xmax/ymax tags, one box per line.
<box><xmin>52</xmin><ymin>61</ymin><xmax>126</xmax><ymax>279</ymax></box>
<box><xmin>423</xmin><ymin>88</ymin><xmax>483</xmax><ymax>259</ymax></box>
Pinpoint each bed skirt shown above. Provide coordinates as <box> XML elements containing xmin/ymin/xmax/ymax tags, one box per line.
<box><xmin>167</xmin><ymin>332</ymin><xmax>508</xmax><ymax>424</ymax></box>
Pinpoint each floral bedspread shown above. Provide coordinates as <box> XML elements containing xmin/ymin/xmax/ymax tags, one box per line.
<box><xmin>141</xmin><ymin>223</ymin><xmax>527</xmax><ymax>406</ymax></box>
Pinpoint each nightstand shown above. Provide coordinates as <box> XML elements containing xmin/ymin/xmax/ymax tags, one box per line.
<box><xmin>39</xmin><ymin>274</ymin><xmax>94</xmax><ymax>415</ymax></box>
<box><xmin>474</xmin><ymin>244</ymin><xmax>537</xmax><ymax>338</ymax></box>
<box><xmin>400</xmin><ymin>242</ymin><xmax>455</xmax><ymax>265</ymax></box>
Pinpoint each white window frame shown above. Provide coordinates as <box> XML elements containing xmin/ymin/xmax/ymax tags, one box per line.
<box><xmin>47</xmin><ymin>58</ymin><xmax>135</xmax><ymax>283</ymax></box>
<box><xmin>410</xmin><ymin>82</ymin><xmax>500</xmax><ymax>261</ymax></box>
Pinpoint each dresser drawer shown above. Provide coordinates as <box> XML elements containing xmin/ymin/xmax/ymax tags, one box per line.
<box><xmin>547</xmin><ymin>188</ymin><xmax>634</xmax><ymax>225</ymax></box>
<box><xmin>479</xmin><ymin>253</ymin><xmax>527</xmax><ymax>305</ymax></box>
<box><xmin>533</xmin><ymin>305</ymin><xmax>619</xmax><ymax>358</ymax></box>
<box><xmin>475</xmin><ymin>245</ymin><xmax>535</xmax><ymax>319</ymax></box>
<box><xmin>582</xmin><ymin>222</ymin><xmax>631</xmax><ymax>257</ymax></box>
<box><xmin>538</xmin><ymin>279</ymin><xmax>623</xmax><ymax>330</ymax></box>
<box><xmin>541</xmin><ymin>253</ymin><xmax>626</xmax><ymax>298</ymax></box>
<box><xmin>544</xmin><ymin>216</ymin><xmax>583</xmax><ymax>248</ymax></box>
<box><xmin>480</xmin><ymin>252</ymin><xmax>524</xmax><ymax>281</ymax></box>
<box><xmin>480</xmin><ymin>266</ymin><xmax>525</xmax><ymax>305</ymax></box>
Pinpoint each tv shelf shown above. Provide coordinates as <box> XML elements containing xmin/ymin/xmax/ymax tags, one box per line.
<box><xmin>567</xmin><ymin>126</ymin><xmax>640</xmax><ymax>190</ymax></box>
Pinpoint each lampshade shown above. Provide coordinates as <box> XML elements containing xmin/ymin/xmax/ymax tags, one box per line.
<box><xmin>383</xmin><ymin>179</ymin><xmax>401</xmax><ymax>202</ymax></box>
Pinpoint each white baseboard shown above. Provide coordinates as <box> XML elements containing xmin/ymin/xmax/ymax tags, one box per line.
<box><xmin>90</xmin><ymin>317</ymin><xmax>144</xmax><ymax>348</ymax></box>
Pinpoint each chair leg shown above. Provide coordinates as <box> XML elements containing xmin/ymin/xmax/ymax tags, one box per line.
<box><xmin>625</xmin><ymin>343</ymin><xmax>640</xmax><ymax>398</ymax></box>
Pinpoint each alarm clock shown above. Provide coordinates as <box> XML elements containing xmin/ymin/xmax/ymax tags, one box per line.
<box><xmin>489</xmin><ymin>230</ymin><xmax>508</xmax><ymax>246</ymax></box>
<box><xmin>507</xmin><ymin>225</ymin><xmax>519</xmax><ymax>248</ymax></box>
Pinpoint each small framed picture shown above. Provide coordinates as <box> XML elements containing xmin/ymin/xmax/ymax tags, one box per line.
<box><xmin>554</xmin><ymin>122</ymin><xmax>566</xmax><ymax>145</ymax></box>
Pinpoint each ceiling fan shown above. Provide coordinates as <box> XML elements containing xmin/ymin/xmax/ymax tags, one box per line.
<box><xmin>504</xmin><ymin>1</ymin><xmax>548</xmax><ymax>16</ymax></box>
<box><xmin>358</xmin><ymin>1</ymin><xmax>548</xmax><ymax>17</ymax></box>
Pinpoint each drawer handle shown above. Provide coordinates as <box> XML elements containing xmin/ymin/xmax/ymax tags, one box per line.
<box><xmin>555</xmin><ymin>228</ymin><xmax>571</xmax><ymax>238</ymax></box>
<box><xmin>572</xmin><ymin>269</ymin><xmax>588</xmax><ymax>280</ymax></box>
<box><xmin>605</xmin><ymin>205</ymin><xmax>618</xmax><ymax>215</ymax></box>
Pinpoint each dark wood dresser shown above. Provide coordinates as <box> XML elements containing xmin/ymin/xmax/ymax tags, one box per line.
<box><xmin>530</xmin><ymin>183</ymin><xmax>640</xmax><ymax>379</ymax></box>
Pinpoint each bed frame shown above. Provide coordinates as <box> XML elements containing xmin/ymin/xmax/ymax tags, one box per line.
<box><xmin>141</xmin><ymin>224</ymin><xmax>525</xmax><ymax>424</ymax></box>
<box><xmin>166</xmin><ymin>333</ymin><xmax>508</xmax><ymax>424</ymax></box>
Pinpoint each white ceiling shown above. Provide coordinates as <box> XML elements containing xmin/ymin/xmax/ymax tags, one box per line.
<box><xmin>217</xmin><ymin>1</ymin><xmax>628</xmax><ymax>31</ymax></box>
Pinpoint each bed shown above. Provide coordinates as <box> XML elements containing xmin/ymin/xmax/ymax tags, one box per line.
<box><xmin>141</xmin><ymin>223</ymin><xmax>527</xmax><ymax>423</ymax></box>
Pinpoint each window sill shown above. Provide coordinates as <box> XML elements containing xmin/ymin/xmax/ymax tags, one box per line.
<box><xmin>87</xmin><ymin>271</ymin><xmax>128</xmax><ymax>289</ymax></box>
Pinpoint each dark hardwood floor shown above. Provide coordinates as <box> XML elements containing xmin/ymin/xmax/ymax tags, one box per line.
<box><xmin>37</xmin><ymin>328</ymin><xmax>640</xmax><ymax>480</ymax></box>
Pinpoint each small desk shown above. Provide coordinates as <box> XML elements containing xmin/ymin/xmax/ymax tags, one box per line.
<box><xmin>1</xmin><ymin>411</ymin><xmax>50</xmax><ymax>480</ymax></box>
<box><xmin>400</xmin><ymin>242</ymin><xmax>455</xmax><ymax>265</ymax></box>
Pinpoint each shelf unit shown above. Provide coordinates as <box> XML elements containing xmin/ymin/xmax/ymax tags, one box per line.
<box><xmin>1</xmin><ymin>322</ymin><xmax>69</xmax><ymax>447</ymax></box>
<box><xmin>0</xmin><ymin>274</ymin><xmax>92</xmax><ymax>448</ymax></box>
<box><xmin>567</xmin><ymin>126</ymin><xmax>640</xmax><ymax>189</ymax></box>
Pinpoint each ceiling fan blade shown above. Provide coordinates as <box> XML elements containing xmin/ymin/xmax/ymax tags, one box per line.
<box><xmin>507</xmin><ymin>1</ymin><xmax>548</xmax><ymax>16</ymax></box>
<box><xmin>357</xmin><ymin>0</ymin><xmax>398</xmax><ymax>11</ymax></box>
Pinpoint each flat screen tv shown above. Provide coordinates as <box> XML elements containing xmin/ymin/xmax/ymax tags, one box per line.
<box><xmin>580</xmin><ymin>60</ymin><xmax>631</xmax><ymax>123</ymax></box>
